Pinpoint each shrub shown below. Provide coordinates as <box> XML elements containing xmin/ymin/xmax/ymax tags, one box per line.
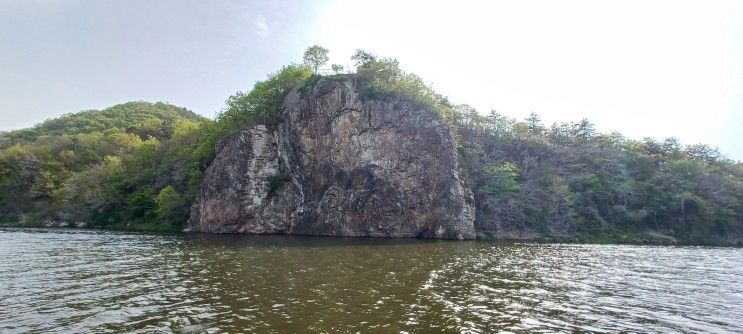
<box><xmin>478</xmin><ymin>162</ymin><xmax>520</xmax><ymax>195</ymax></box>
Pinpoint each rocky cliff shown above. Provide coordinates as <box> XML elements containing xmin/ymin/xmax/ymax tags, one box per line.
<box><xmin>185</xmin><ymin>76</ymin><xmax>476</xmax><ymax>239</ymax></box>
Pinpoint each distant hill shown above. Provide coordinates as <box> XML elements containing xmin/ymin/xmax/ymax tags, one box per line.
<box><xmin>0</xmin><ymin>101</ymin><xmax>211</xmax><ymax>230</ymax></box>
<box><xmin>0</xmin><ymin>101</ymin><xmax>204</xmax><ymax>147</ymax></box>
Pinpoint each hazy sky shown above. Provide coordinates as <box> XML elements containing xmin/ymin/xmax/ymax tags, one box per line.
<box><xmin>1</xmin><ymin>0</ymin><xmax>741</xmax><ymax>160</ymax></box>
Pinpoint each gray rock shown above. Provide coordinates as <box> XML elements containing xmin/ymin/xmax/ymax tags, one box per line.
<box><xmin>186</xmin><ymin>77</ymin><xmax>476</xmax><ymax>239</ymax></box>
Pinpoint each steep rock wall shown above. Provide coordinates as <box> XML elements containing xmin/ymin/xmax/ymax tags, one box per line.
<box><xmin>186</xmin><ymin>77</ymin><xmax>475</xmax><ymax>239</ymax></box>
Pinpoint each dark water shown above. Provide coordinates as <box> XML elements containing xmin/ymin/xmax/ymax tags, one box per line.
<box><xmin>1</xmin><ymin>228</ymin><xmax>741</xmax><ymax>333</ymax></box>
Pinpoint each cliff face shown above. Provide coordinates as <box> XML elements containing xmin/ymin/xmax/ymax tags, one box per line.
<box><xmin>186</xmin><ymin>77</ymin><xmax>476</xmax><ymax>239</ymax></box>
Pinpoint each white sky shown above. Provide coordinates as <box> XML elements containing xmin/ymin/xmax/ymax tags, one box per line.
<box><xmin>314</xmin><ymin>0</ymin><xmax>743</xmax><ymax>160</ymax></box>
<box><xmin>1</xmin><ymin>0</ymin><xmax>741</xmax><ymax>160</ymax></box>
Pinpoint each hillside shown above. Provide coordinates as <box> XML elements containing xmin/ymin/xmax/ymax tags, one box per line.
<box><xmin>1</xmin><ymin>102</ymin><xmax>203</xmax><ymax>145</ymax></box>
<box><xmin>0</xmin><ymin>102</ymin><xmax>210</xmax><ymax>230</ymax></box>
<box><xmin>457</xmin><ymin>112</ymin><xmax>743</xmax><ymax>245</ymax></box>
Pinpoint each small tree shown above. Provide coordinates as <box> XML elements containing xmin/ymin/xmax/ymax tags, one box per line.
<box><xmin>525</xmin><ymin>112</ymin><xmax>544</xmax><ymax>134</ymax></box>
<box><xmin>155</xmin><ymin>185</ymin><xmax>181</xmax><ymax>224</ymax></box>
<box><xmin>351</xmin><ymin>49</ymin><xmax>376</xmax><ymax>67</ymax></box>
<box><xmin>455</xmin><ymin>104</ymin><xmax>478</xmax><ymax>126</ymax></box>
<box><xmin>303</xmin><ymin>45</ymin><xmax>329</xmax><ymax>74</ymax></box>
<box><xmin>572</xmin><ymin>118</ymin><xmax>596</xmax><ymax>143</ymax></box>
<box><xmin>331</xmin><ymin>64</ymin><xmax>344</xmax><ymax>74</ymax></box>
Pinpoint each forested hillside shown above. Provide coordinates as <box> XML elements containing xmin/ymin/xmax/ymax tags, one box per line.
<box><xmin>0</xmin><ymin>102</ymin><xmax>212</xmax><ymax>230</ymax></box>
<box><xmin>456</xmin><ymin>112</ymin><xmax>743</xmax><ymax>244</ymax></box>
<box><xmin>1</xmin><ymin>102</ymin><xmax>203</xmax><ymax>141</ymax></box>
<box><xmin>1</xmin><ymin>48</ymin><xmax>741</xmax><ymax>244</ymax></box>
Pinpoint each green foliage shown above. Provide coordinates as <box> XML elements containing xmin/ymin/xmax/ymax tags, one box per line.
<box><xmin>352</xmin><ymin>50</ymin><xmax>459</xmax><ymax>124</ymax></box>
<box><xmin>303</xmin><ymin>45</ymin><xmax>329</xmax><ymax>74</ymax></box>
<box><xmin>458</xmin><ymin>106</ymin><xmax>743</xmax><ymax>244</ymax></box>
<box><xmin>0</xmin><ymin>102</ymin><xmax>201</xmax><ymax>147</ymax></box>
<box><xmin>525</xmin><ymin>112</ymin><xmax>544</xmax><ymax>135</ymax></box>
<box><xmin>0</xmin><ymin>102</ymin><xmax>208</xmax><ymax>230</ymax></box>
<box><xmin>58</xmin><ymin>156</ymin><xmax>123</xmax><ymax>223</ymax></box>
<box><xmin>218</xmin><ymin>64</ymin><xmax>313</xmax><ymax>135</ymax></box>
<box><xmin>155</xmin><ymin>186</ymin><xmax>183</xmax><ymax>225</ymax></box>
<box><xmin>351</xmin><ymin>49</ymin><xmax>377</xmax><ymax>66</ymax></box>
<box><xmin>478</xmin><ymin>162</ymin><xmax>520</xmax><ymax>195</ymax></box>
<box><xmin>127</xmin><ymin>191</ymin><xmax>156</xmax><ymax>220</ymax></box>
<box><xmin>546</xmin><ymin>176</ymin><xmax>575</xmax><ymax>219</ymax></box>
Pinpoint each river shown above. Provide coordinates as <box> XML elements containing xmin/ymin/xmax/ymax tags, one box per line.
<box><xmin>0</xmin><ymin>228</ymin><xmax>741</xmax><ymax>333</ymax></box>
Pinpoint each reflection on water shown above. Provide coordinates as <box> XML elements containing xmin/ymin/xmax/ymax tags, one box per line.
<box><xmin>0</xmin><ymin>228</ymin><xmax>741</xmax><ymax>333</ymax></box>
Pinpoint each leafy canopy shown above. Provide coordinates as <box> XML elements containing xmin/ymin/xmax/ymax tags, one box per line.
<box><xmin>303</xmin><ymin>45</ymin><xmax>329</xmax><ymax>74</ymax></box>
<box><xmin>352</xmin><ymin>49</ymin><xmax>458</xmax><ymax>124</ymax></box>
<box><xmin>218</xmin><ymin>64</ymin><xmax>313</xmax><ymax>135</ymax></box>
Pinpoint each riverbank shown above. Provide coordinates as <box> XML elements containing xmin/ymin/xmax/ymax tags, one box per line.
<box><xmin>539</xmin><ymin>233</ymin><xmax>743</xmax><ymax>247</ymax></box>
<box><xmin>2</xmin><ymin>224</ymin><xmax>741</xmax><ymax>247</ymax></box>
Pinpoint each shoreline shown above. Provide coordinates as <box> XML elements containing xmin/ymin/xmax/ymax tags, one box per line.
<box><xmin>2</xmin><ymin>224</ymin><xmax>740</xmax><ymax>247</ymax></box>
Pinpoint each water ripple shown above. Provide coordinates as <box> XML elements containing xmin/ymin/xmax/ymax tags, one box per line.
<box><xmin>0</xmin><ymin>228</ymin><xmax>741</xmax><ymax>333</ymax></box>
<box><xmin>407</xmin><ymin>243</ymin><xmax>743</xmax><ymax>333</ymax></box>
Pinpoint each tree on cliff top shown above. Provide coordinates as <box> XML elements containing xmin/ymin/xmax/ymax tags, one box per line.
<box><xmin>351</xmin><ymin>49</ymin><xmax>458</xmax><ymax>123</ymax></box>
<box><xmin>351</xmin><ymin>49</ymin><xmax>376</xmax><ymax>66</ymax></box>
<box><xmin>303</xmin><ymin>45</ymin><xmax>329</xmax><ymax>74</ymax></box>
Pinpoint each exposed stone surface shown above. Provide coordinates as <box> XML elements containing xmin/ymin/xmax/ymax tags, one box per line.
<box><xmin>186</xmin><ymin>77</ymin><xmax>476</xmax><ymax>239</ymax></box>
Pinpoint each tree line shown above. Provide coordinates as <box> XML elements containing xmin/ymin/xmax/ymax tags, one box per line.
<box><xmin>1</xmin><ymin>46</ymin><xmax>740</xmax><ymax>244</ymax></box>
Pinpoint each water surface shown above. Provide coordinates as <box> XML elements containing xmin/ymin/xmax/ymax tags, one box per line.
<box><xmin>1</xmin><ymin>228</ymin><xmax>741</xmax><ymax>333</ymax></box>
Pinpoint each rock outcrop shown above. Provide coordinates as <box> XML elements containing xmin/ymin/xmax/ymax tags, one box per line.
<box><xmin>186</xmin><ymin>76</ymin><xmax>476</xmax><ymax>239</ymax></box>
